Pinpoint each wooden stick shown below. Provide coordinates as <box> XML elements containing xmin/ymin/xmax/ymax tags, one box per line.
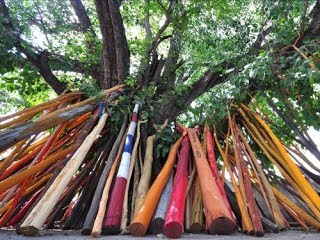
<box><xmin>91</xmin><ymin>129</ymin><xmax>127</xmax><ymax>237</ymax></box>
<box><xmin>230</xmin><ymin>116</ymin><xmax>264</xmax><ymax>236</ymax></box>
<box><xmin>149</xmin><ymin>172</ymin><xmax>173</xmax><ymax>234</ymax></box>
<box><xmin>133</xmin><ymin>135</ymin><xmax>155</xmax><ymax>217</ymax></box>
<box><xmin>164</xmin><ymin>136</ymin><xmax>190</xmax><ymax>238</ymax></box>
<box><xmin>187</xmin><ymin>128</ymin><xmax>236</xmax><ymax>234</ymax></box>
<box><xmin>129</xmin><ymin>134</ymin><xmax>185</xmax><ymax>236</ymax></box>
<box><xmin>241</xmin><ymin>105</ymin><xmax>320</xmax><ymax>212</ymax></box>
<box><xmin>0</xmin><ymin>147</ymin><xmax>73</xmax><ymax>192</ymax></box>
<box><xmin>272</xmin><ymin>187</ymin><xmax>320</xmax><ymax>230</ymax></box>
<box><xmin>120</xmin><ymin>120</ymin><xmax>146</xmax><ymax>232</ymax></box>
<box><xmin>205</xmin><ymin>124</ymin><xmax>235</xmax><ymax>223</ymax></box>
<box><xmin>214</xmin><ymin>128</ymin><xmax>254</xmax><ymax>234</ymax></box>
<box><xmin>0</xmin><ymin>85</ymin><xmax>123</xmax><ymax>152</ymax></box>
<box><xmin>278</xmin><ymin>201</ymin><xmax>309</xmax><ymax>231</ymax></box>
<box><xmin>81</xmin><ymin>116</ymin><xmax>128</xmax><ymax>235</ymax></box>
<box><xmin>237</xmin><ymin>127</ymin><xmax>287</xmax><ymax>230</ymax></box>
<box><xmin>190</xmin><ymin>176</ymin><xmax>203</xmax><ymax>233</ymax></box>
<box><xmin>19</xmin><ymin>113</ymin><xmax>108</xmax><ymax>236</ymax></box>
<box><xmin>0</xmin><ymin>92</ymin><xmax>82</xmax><ymax>123</ymax></box>
<box><xmin>102</xmin><ymin>104</ymin><xmax>139</xmax><ymax>234</ymax></box>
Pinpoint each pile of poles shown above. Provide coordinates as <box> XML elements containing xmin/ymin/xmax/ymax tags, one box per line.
<box><xmin>0</xmin><ymin>87</ymin><xmax>319</xmax><ymax>238</ymax></box>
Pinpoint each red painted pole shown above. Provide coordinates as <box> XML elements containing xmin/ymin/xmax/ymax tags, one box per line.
<box><xmin>7</xmin><ymin>188</ymin><xmax>43</xmax><ymax>226</ymax></box>
<box><xmin>163</xmin><ymin>136</ymin><xmax>190</xmax><ymax>238</ymax></box>
<box><xmin>205</xmin><ymin>125</ymin><xmax>236</xmax><ymax>223</ymax></box>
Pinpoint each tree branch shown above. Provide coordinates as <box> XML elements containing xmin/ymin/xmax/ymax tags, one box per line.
<box><xmin>0</xmin><ymin>0</ymin><xmax>66</xmax><ymax>94</ymax></box>
<box><xmin>137</xmin><ymin>0</ymin><xmax>176</xmax><ymax>85</ymax></box>
<box><xmin>69</xmin><ymin>0</ymin><xmax>95</xmax><ymax>34</ymax></box>
<box><xmin>304</xmin><ymin>0</ymin><xmax>320</xmax><ymax>38</ymax></box>
<box><xmin>144</xmin><ymin>0</ymin><xmax>152</xmax><ymax>39</ymax></box>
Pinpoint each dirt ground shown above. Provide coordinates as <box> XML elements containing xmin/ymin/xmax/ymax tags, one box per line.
<box><xmin>0</xmin><ymin>229</ymin><xmax>319</xmax><ymax>240</ymax></box>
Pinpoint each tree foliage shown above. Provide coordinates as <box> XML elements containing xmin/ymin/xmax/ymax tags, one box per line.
<box><xmin>0</xmin><ymin>0</ymin><xmax>319</xmax><ymax>144</ymax></box>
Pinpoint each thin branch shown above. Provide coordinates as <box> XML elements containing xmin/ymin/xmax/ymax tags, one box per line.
<box><xmin>300</xmin><ymin>0</ymin><xmax>310</xmax><ymax>35</ymax></box>
<box><xmin>0</xmin><ymin>0</ymin><xmax>66</xmax><ymax>94</ymax></box>
<box><xmin>69</xmin><ymin>0</ymin><xmax>95</xmax><ymax>35</ymax></box>
<box><xmin>156</xmin><ymin>0</ymin><xmax>166</xmax><ymax>13</ymax></box>
<box><xmin>144</xmin><ymin>0</ymin><xmax>152</xmax><ymax>39</ymax></box>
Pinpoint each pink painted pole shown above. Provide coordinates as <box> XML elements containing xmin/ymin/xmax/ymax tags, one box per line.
<box><xmin>163</xmin><ymin>136</ymin><xmax>190</xmax><ymax>238</ymax></box>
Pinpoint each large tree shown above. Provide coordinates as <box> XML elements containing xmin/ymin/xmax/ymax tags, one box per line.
<box><xmin>0</xmin><ymin>0</ymin><xmax>319</xmax><ymax>132</ymax></box>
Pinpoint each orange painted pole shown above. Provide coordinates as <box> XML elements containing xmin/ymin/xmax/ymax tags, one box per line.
<box><xmin>129</xmin><ymin>134</ymin><xmax>185</xmax><ymax>236</ymax></box>
<box><xmin>205</xmin><ymin>124</ymin><xmax>235</xmax><ymax>223</ymax></box>
<box><xmin>187</xmin><ymin>128</ymin><xmax>236</xmax><ymax>234</ymax></box>
<box><xmin>0</xmin><ymin>147</ymin><xmax>73</xmax><ymax>192</ymax></box>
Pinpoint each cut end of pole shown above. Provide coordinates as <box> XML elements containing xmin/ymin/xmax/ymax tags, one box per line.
<box><xmin>149</xmin><ymin>218</ymin><xmax>165</xmax><ymax>234</ymax></box>
<box><xmin>91</xmin><ymin>231</ymin><xmax>101</xmax><ymax>238</ymax></box>
<box><xmin>129</xmin><ymin>222</ymin><xmax>147</xmax><ymax>236</ymax></box>
<box><xmin>101</xmin><ymin>225</ymin><xmax>120</xmax><ymax>235</ymax></box>
<box><xmin>208</xmin><ymin>217</ymin><xmax>236</xmax><ymax>235</ymax></box>
<box><xmin>189</xmin><ymin>223</ymin><xmax>202</xmax><ymax>233</ymax></box>
<box><xmin>255</xmin><ymin>230</ymin><xmax>265</xmax><ymax>237</ymax></box>
<box><xmin>19</xmin><ymin>226</ymin><xmax>39</xmax><ymax>236</ymax></box>
<box><xmin>81</xmin><ymin>228</ymin><xmax>92</xmax><ymax>235</ymax></box>
<box><xmin>164</xmin><ymin>222</ymin><xmax>183</xmax><ymax>239</ymax></box>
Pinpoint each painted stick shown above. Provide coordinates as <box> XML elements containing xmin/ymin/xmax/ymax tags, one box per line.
<box><xmin>278</xmin><ymin>201</ymin><xmax>309</xmax><ymax>231</ymax></box>
<box><xmin>0</xmin><ymin>92</ymin><xmax>82</xmax><ymax>124</ymax></box>
<box><xmin>230</xmin><ymin>117</ymin><xmax>264</xmax><ymax>236</ymax></box>
<box><xmin>214</xmin><ymin>128</ymin><xmax>254</xmax><ymax>234</ymax></box>
<box><xmin>16</xmin><ymin>113</ymin><xmax>98</xmax><ymax>233</ymax></box>
<box><xmin>91</xmin><ymin>130</ymin><xmax>127</xmax><ymax>237</ymax></box>
<box><xmin>241</xmin><ymin>105</ymin><xmax>320</xmax><ymax>212</ymax></box>
<box><xmin>19</xmin><ymin>113</ymin><xmax>108</xmax><ymax>236</ymax></box>
<box><xmin>187</xmin><ymin>128</ymin><xmax>236</xmax><ymax>235</ymax></box>
<box><xmin>0</xmin><ymin>85</ymin><xmax>123</xmax><ymax>152</ymax></box>
<box><xmin>0</xmin><ymin>139</ymin><xmax>27</xmax><ymax>175</ymax></box>
<box><xmin>81</xmin><ymin>116</ymin><xmax>128</xmax><ymax>235</ymax></box>
<box><xmin>0</xmin><ymin>121</ymin><xmax>68</xmax><ymax>227</ymax></box>
<box><xmin>272</xmin><ymin>186</ymin><xmax>320</xmax><ymax>230</ymax></box>
<box><xmin>129</xmin><ymin>134</ymin><xmax>185</xmax><ymax>236</ymax></box>
<box><xmin>7</xmin><ymin>188</ymin><xmax>43</xmax><ymax>226</ymax></box>
<box><xmin>205</xmin><ymin>124</ymin><xmax>235</xmax><ymax>223</ymax></box>
<box><xmin>133</xmin><ymin>135</ymin><xmax>155</xmax><ymax>217</ymax></box>
<box><xmin>0</xmin><ymin>147</ymin><xmax>73</xmax><ymax>192</ymax></box>
<box><xmin>120</xmin><ymin>120</ymin><xmax>146</xmax><ymax>232</ymax></box>
<box><xmin>102</xmin><ymin>104</ymin><xmax>139</xmax><ymax>234</ymax></box>
<box><xmin>149</xmin><ymin>172</ymin><xmax>173</xmax><ymax>234</ymax></box>
<box><xmin>164</xmin><ymin>136</ymin><xmax>190</xmax><ymax>238</ymax></box>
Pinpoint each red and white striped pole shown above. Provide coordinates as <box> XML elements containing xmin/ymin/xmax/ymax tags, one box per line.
<box><xmin>102</xmin><ymin>104</ymin><xmax>139</xmax><ymax>234</ymax></box>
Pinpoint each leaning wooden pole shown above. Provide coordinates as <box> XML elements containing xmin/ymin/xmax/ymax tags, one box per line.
<box><xmin>102</xmin><ymin>104</ymin><xmax>139</xmax><ymax>234</ymax></box>
<box><xmin>164</xmin><ymin>136</ymin><xmax>190</xmax><ymax>238</ymax></box>
<box><xmin>230</xmin><ymin>116</ymin><xmax>264</xmax><ymax>236</ymax></box>
<box><xmin>149</xmin><ymin>172</ymin><xmax>173</xmax><ymax>234</ymax></box>
<box><xmin>81</xmin><ymin>116</ymin><xmax>128</xmax><ymax>235</ymax></box>
<box><xmin>19</xmin><ymin>113</ymin><xmax>108</xmax><ymax>236</ymax></box>
<box><xmin>187</xmin><ymin>128</ymin><xmax>236</xmax><ymax>235</ymax></box>
<box><xmin>205</xmin><ymin>124</ymin><xmax>235</xmax><ymax>224</ymax></box>
<box><xmin>129</xmin><ymin>133</ymin><xmax>185</xmax><ymax>236</ymax></box>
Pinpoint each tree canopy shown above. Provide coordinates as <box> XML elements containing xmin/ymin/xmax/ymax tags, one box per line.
<box><xmin>0</xmin><ymin>0</ymin><xmax>319</xmax><ymax>145</ymax></box>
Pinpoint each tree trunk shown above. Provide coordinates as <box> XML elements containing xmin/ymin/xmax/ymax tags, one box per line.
<box><xmin>95</xmin><ymin>0</ymin><xmax>130</xmax><ymax>89</ymax></box>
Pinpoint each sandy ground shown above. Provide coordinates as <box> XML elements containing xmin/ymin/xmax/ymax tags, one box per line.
<box><xmin>0</xmin><ymin>229</ymin><xmax>319</xmax><ymax>240</ymax></box>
